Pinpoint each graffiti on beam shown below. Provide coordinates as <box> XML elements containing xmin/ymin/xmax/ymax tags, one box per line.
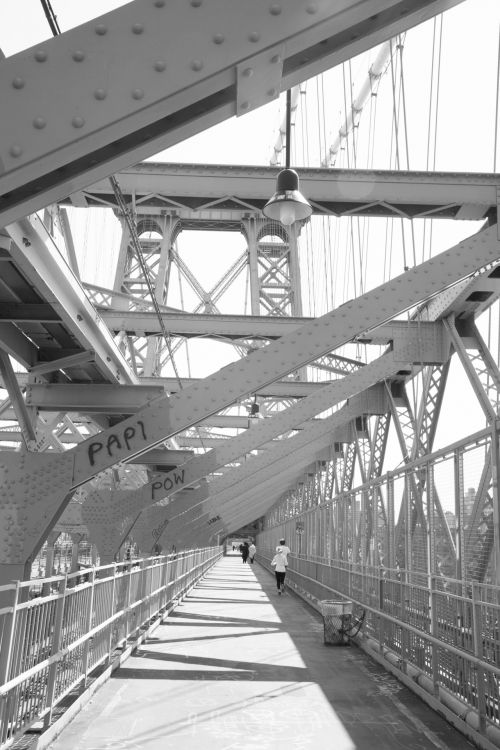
<box><xmin>208</xmin><ymin>515</ymin><xmax>221</xmax><ymax>525</ymax></box>
<box><xmin>87</xmin><ymin>420</ymin><xmax>147</xmax><ymax>467</ymax></box>
<box><xmin>151</xmin><ymin>469</ymin><xmax>185</xmax><ymax>501</ymax></box>
<box><xmin>152</xmin><ymin>517</ymin><xmax>169</xmax><ymax>541</ymax></box>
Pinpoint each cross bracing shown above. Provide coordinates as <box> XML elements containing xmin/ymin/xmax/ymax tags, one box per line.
<box><xmin>0</xmin><ymin>0</ymin><xmax>499</xmax><ymax>599</ymax></box>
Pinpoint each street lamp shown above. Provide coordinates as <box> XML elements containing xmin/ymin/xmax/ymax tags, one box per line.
<box><xmin>262</xmin><ymin>89</ymin><xmax>312</xmax><ymax>226</ymax></box>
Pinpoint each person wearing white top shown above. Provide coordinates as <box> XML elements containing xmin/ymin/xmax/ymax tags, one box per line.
<box><xmin>271</xmin><ymin>547</ymin><xmax>288</xmax><ymax>594</ymax></box>
<box><xmin>277</xmin><ymin>538</ymin><xmax>291</xmax><ymax>564</ymax></box>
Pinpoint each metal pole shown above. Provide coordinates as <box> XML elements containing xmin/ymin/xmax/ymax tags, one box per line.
<box><xmin>44</xmin><ymin>575</ymin><xmax>67</xmax><ymax>728</ymax></box>
<box><xmin>285</xmin><ymin>89</ymin><xmax>291</xmax><ymax>169</ymax></box>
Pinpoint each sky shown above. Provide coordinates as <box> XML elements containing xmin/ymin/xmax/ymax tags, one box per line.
<box><xmin>2</xmin><ymin>0</ymin><xmax>500</xmax><ymax>505</ymax></box>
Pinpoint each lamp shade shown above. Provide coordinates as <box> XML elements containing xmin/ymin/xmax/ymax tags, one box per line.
<box><xmin>262</xmin><ymin>168</ymin><xmax>313</xmax><ymax>226</ymax></box>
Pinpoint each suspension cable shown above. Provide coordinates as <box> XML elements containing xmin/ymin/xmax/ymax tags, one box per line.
<box><xmin>40</xmin><ymin>0</ymin><xmax>61</xmax><ymax>36</ymax></box>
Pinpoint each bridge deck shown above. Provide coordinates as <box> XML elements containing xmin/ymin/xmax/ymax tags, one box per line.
<box><xmin>46</xmin><ymin>553</ymin><xmax>474</xmax><ymax>750</ymax></box>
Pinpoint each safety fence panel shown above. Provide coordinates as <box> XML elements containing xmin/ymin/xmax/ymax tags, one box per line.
<box><xmin>0</xmin><ymin>547</ymin><xmax>221</xmax><ymax>749</ymax></box>
<box><xmin>256</xmin><ymin>544</ymin><xmax>500</xmax><ymax>746</ymax></box>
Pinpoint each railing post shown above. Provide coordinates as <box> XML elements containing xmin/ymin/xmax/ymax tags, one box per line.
<box><xmin>472</xmin><ymin>582</ymin><xmax>487</xmax><ymax>734</ymax></box>
<box><xmin>107</xmin><ymin>564</ymin><xmax>117</xmax><ymax>661</ymax></box>
<box><xmin>80</xmin><ymin>569</ymin><xmax>96</xmax><ymax>691</ymax></box>
<box><xmin>44</xmin><ymin>575</ymin><xmax>67</xmax><ymax>728</ymax></box>
<box><xmin>0</xmin><ymin>582</ymin><xmax>20</xmax><ymax>685</ymax></box>
<box><xmin>148</xmin><ymin>560</ymin><xmax>154</xmax><ymax>621</ymax></box>
<box><xmin>160</xmin><ymin>556</ymin><xmax>168</xmax><ymax>612</ymax></box>
<box><xmin>378</xmin><ymin>567</ymin><xmax>384</xmax><ymax>651</ymax></box>
<box><xmin>430</xmin><ymin>575</ymin><xmax>439</xmax><ymax>698</ymax></box>
<box><xmin>124</xmin><ymin>563</ymin><xmax>132</xmax><ymax>640</ymax></box>
<box><xmin>400</xmin><ymin>575</ymin><xmax>408</xmax><ymax>674</ymax></box>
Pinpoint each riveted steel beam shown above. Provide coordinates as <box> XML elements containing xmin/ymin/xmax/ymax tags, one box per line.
<box><xmin>69</xmin><ymin>227</ymin><xmax>500</xmax><ymax>485</ymax></box>
<box><xmin>0</xmin><ymin>0</ymin><xmax>466</xmax><ymax>225</ymax></box>
<box><xmin>25</xmin><ymin>379</ymin><xmax>328</xmax><ymax>412</ymax></box>
<box><xmin>3</xmin><ymin>226</ymin><xmax>500</xmax><ymax>573</ymax></box>
<box><xmin>6</xmin><ymin>217</ymin><xmax>138</xmax><ymax>385</ymax></box>
<box><xmin>81</xmin><ymin>162</ymin><xmax>500</xmax><ymax>222</ymax></box>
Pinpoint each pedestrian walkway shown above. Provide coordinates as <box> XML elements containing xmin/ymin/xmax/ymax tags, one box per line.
<box><xmin>47</xmin><ymin>553</ymin><xmax>474</xmax><ymax>750</ymax></box>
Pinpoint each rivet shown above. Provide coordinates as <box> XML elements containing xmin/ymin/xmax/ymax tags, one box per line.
<box><xmin>9</xmin><ymin>145</ymin><xmax>23</xmax><ymax>158</ymax></box>
<box><xmin>154</xmin><ymin>0</ymin><xmax>166</xmax><ymax>6</ymax></box>
<box><xmin>191</xmin><ymin>59</ymin><xmax>203</xmax><ymax>71</ymax></box>
<box><xmin>240</xmin><ymin>101</ymin><xmax>249</xmax><ymax>110</ymax></box>
<box><xmin>12</xmin><ymin>77</ymin><xmax>25</xmax><ymax>89</ymax></box>
<box><xmin>269</xmin><ymin>4</ymin><xmax>282</xmax><ymax>14</ymax></box>
<box><xmin>241</xmin><ymin>67</ymin><xmax>253</xmax><ymax>78</ymax></box>
<box><xmin>72</xmin><ymin>50</ymin><xmax>85</xmax><ymax>62</ymax></box>
<box><xmin>190</xmin><ymin>0</ymin><xmax>202</xmax><ymax>6</ymax></box>
<box><xmin>33</xmin><ymin>117</ymin><xmax>46</xmax><ymax>129</ymax></box>
<box><xmin>270</xmin><ymin>54</ymin><xmax>281</xmax><ymax>64</ymax></box>
<box><xmin>95</xmin><ymin>23</ymin><xmax>108</xmax><ymax>35</ymax></box>
<box><xmin>248</xmin><ymin>32</ymin><xmax>260</xmax><ymax>43</ymax></box>
<box><xmin>267</xmin><ymin>88</ymin><xmax>277</xmax><ymax>97</ymax></box>
<box><xmin>34</xmin><ymin>49</ymin><xmax>47</xmax><ymax>62</ymax></box>
<box><xmin>132</xmin><ymin>88</ymin><xmax>144</xmax><ymax>99</ymax></box>
<box><xmin>154</xmin><ymin>60</ymin><xmax>166</xmax><ymax>72</ymax></box>
<box><xmin>94</xmin><ymin>88</ymin><xmax>107</xmax><ymax>100</ymax></box>
<box><xmin>72</xmin><ymin>116</ymin><xmax>85</xmax><ymax>128</ymax></box>
<box><xmin>306</xmin><ymin>3</ymin><xmax>318</xmax><ymax>13</ymax></box>
<box><xmin>132</xmin><ymin>23</ymin><xmax>144</xmax><ymax>34</ymax></box>
<box><xmin>212</xmin><ymin>33</ymin><xmax>225</xmax><ymax>44</ymax></box>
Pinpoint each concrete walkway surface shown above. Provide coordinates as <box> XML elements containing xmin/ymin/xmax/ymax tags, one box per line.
<box><xmin>47</xmin><ymin>553</ymin><xmax>475</xmax><ymax>750</ymax></box>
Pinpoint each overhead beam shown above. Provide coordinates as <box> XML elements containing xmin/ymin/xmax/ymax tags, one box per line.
<box><xmin>100</xmin><ymin>310</ymin><xmax>313</xmax><ymax>338</ymax></box>
<box><xmin>0</xmin><ymin>0</ymin><xmax>466</xmax><ymax>225</ymax></box>
<box><xmin>100</xmin><ymin>310</ymin><xmax>454</xmax><ymax>343</ymax></box>
<box><xmin>25</xmin><ymin>379</ymin><xmax>328</xmax><ymax>412</ymax></box>
<box><xmin>0</xmin><ymin>351</ymin><xmax>35</xmax><ymax>448</ymax></box>
<box><xmin>5</xmin><ymin>227</ymin><xmax>500</xmax><ymax>570</ymax></box>
<box><xmin>0</xmin><ymin>303</ymin><xmax>61</xmax><ymax>323</ymax></box>
<box><xmin>81</xmin><ymin>162</ymin><xmax>500</xmax><ymax>222</ymax></box>
<box><xmin>64</xmin><ymin>226</ymin><xmax>500</xmax><ymax>484</ymax></box>
<box><xmin>6</xmin><ymin>217</ymin><xmax>138</xmax><ymax>384</ymax></box>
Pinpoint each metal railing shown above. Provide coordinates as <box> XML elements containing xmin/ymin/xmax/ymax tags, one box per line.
<box><xmin>0</xmin><ymin>547</ymin><xmax>221</xmax><ymax>749</ymax></box>
<box><xmin>257</xmin><ymin>547</ymin><xmax>500</xmax><ymax>748</ymax></box>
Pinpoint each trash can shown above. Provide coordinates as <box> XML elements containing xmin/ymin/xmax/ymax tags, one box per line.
<box><xmin>320</xmin><ymin>600</ymin><xmax>352</xmax><ymax>645</ymax></box>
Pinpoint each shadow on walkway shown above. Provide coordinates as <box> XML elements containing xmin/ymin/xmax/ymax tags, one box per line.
<box><xmin>47</xmin><ymin>554</ymin><xmax>475</xmax><ymax>750</ymax></box>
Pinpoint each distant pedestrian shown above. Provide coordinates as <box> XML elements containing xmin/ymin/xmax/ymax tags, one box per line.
<box><xmin>271</xmin><ymin>546</ymin><xmax>288</xmax><ymax>594</ymax></box>
<box><xmin>277</xmin><ymin>538</ymin><xmax>291</xmax><ymax>564</ymax></box>
<box><xmin>241</xmin><ymin>541</ymin><xmax>249</xmax><ymax>563</ymax></box>
<box><xmin>248</xmin><ymin>542</ymin><xmax>256</xmax><ymax>564</ymax></box>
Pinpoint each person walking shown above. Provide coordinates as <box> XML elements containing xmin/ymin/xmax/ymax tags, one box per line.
<box><xmin>248</xmin><ymin>542</ymin><xmax>256</xmax><ymax>564</ymax></box>
<box><xmin>241</xmin><ymin>541</ymin><xmax>249</xmax><ymax>563</ymax></box>
<box><xmin>271</xmin><ymin>546</ymin><xmax>288</xmax><ymax>594</ymax></box>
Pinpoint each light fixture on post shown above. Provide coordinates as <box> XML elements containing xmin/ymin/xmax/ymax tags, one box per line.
<box><xmin>263</xmin><ymin>89</ymin><xmax>312</xmax><ymax>226</ymax></box>
<box><xmin>248</xmin><ymin>395</ymin><xmax>260</xmax><ymax>417</ymax></box>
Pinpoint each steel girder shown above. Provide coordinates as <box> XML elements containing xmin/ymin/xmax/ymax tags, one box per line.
<box><xmin>161</xmin><ymin>446</ymin><xmax>331</xmax><ymax>547</ymax></box>
<box><xmin>390</xmin><ymin>364</ymin><xmax>456</xmax><ymax>574</ymax></box>
<box><xmin>152</xmin><ymin>389</ymin><xmax>392</xmax><ymax>545</ymax></box>
<box><xmin>444</xmin><ymin>318</ymin><xmax>500</xmax><ymax>582</ymax></box>
<box><xmin>83</xmin><ymin>363</ymin><xmax>397</xmax><ymax>553</ymax></box>
<box><xmin>1</xmin><ymin>227</ymin><xmax>500</xmax><ymax>573</ymax></box>
<box><xmin>121</xmin><ymin>336</ymin><xmax>446</xmax><ymax>521</ymax></box>
<box><xmin>0</xmin><ymin>0</ymin><xmax>466</xmax><ymax>226</ymax></box>
<box><xmin>79</xmin><ymin>163</ymin><xmax>500</xmax><ymax>222</ymax></box>
<box><xmin>5</xmin><ymin>218</ymin><xmax>138</xmax><ymax>385</ymax></box>
<box><xmin>69</xmin><ymin>228</ymin><xmax>500</xmax><ymax>483</ymax></box>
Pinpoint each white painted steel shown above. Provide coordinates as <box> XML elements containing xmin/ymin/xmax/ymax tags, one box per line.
<box><xmin>83</xmin><ymin>162</ymin><xmax>500</xmax><ymax>221</ymax></box>
<box><xmin>6</xmin><ymin>218</ymin><xmax>137</xmax><ymax>384</ymax></box>
<box><xmin>0</xmin><ymin>548</ymin><xmax>221</xmax><ymax>750</ymax></box>
<box><xmin>0</xmin><ymin>0</ymin><xmax>466</xmax><ymax>225</ymax></box>
<box><xmin>69</xmin><ymin>226</ymin><xmax>500</xmax><ymax>483</ymax></box>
